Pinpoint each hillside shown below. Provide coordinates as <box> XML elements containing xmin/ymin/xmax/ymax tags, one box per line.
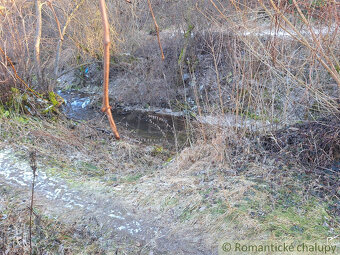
<box><xmin>0</xmin><ymin>0</ymin><xmax>339</xmax><ymax>254</ymax></box>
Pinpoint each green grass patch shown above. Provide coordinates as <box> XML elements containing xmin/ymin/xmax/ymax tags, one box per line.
<box><xmin>263</xmin><ymin>199</ymin><xmax>333</xmax><ymax>240</ymax></box>
<box><xmin>210</xmin><ymin>198</ymin><xmax>229</xmax><ymax>215</ymax></box>
<box><xmin>229</xmin><ymin>182</ymin><xmax>337</xmax><ymax>240</ymax></box>
<box><xmin>122</xmin><ymin>173</ymin><xmax>144</xmax><ymax>183</ymax></box>
<box><xmin>161</xmin><ymin>196</ymin><xmax>179</xmax><ymax>211</ymax></box>
<box><xmin>180</xmin><ymin>205</ymin><xmax>197</xmax><ymax>222</ymax></box>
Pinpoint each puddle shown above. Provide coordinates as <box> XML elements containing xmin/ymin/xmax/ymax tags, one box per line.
<box><xmin>58</xmin><ymin>90</ymin><xmax>189</xmax><ymax>146</ymax></box>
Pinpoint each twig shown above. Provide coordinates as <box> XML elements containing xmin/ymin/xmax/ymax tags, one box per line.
<box><xmin>47</xmin><ymin>1</ymin><xmax>63</xmax><ymax>41</ymax></box>
<box><xmin>265</xmin><ymin>0</ymin><xmax>340</xmax><ymax>88</ymax></box>
<box><xmin>147</xmin><ymin>0</ymin><xmax>165</xmax><ymax>60</ymax></box>
<box><xmin>54</xmin><ymin>0</ymin><xmax>85</xmax><ymax>78</ymax></box>
<box><xmin>29</xmin><ymin>149</ymin><xmax>37</xmax><ymax>254</ymax></box>
<box><xmin>0</xmin><ymin>46</ymin><xmax>44</xmax><ymax>100</ymax></box>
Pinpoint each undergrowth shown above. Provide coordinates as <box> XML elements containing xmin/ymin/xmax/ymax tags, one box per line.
<box><xmin>0</xmin><ymin>101</ymin><xmax>339</xmax><ymax>253</ymax></box>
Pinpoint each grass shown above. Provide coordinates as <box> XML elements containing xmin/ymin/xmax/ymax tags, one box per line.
<box><xmin>0</xmin><ymin>108</ymin><xmax>339</xmax><ymax>253</ymax></box>
<box><xmin>0</xmin><ymin>184</ymin><xmax>106</xmax><ymax>254</ymax></box>
<box><xmin>1</xmin><ymin>0</ymin><xmax>338</xmax><ymax>252</ymax></box>
<box><xmin>123</xmin><ymin>173</ymin><xmax>144</xmax><ymax>183</ymax></box>
<box><xmin>191</xmin><ymin>180</ymin><xmax>335</xmax><ymax>241</ymax></box>
<box><xmin>264</xmin><ymin>204</ymin><xmax>331</xmax><ymax>240</ymax></box>
<box><xmin>161</xmin><ymin>196</ymin><xmax>179</xmax><ymax>210</ymax></box>
<box><xmin>116</xmin><ymin>138</ymin><xmax>339</xmax><ymax>246</ymax></box>
<box><xmin>233</xmin><ymin>184</ymin><xmax>335</xmax><ymax>240</ymax></box>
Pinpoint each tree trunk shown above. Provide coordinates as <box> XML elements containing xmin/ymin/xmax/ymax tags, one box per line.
<box><xmin>34</xmin><ymin>0</ymin><xmax>43</xmax><ymax>89</ymax></box>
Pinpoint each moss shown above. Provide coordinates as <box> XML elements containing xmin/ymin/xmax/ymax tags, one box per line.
<box><xmin>151</xmin><ymin>145</ymin><xmax>164</xmax><ymax>155</ymax></box>
<box><xmin>42</xmin><ymin>91</ymin><xmax>64</xmax><ymax>115</ymax></box>
<box><xmin>48</xmin><ymin>91</ymin><xmax>59</xmax><ymax>106</ymax></box>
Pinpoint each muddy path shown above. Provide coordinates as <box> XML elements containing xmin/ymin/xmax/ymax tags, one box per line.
<box><xmin>0</xmin><ymin>148</ymin><xmax>214</xmax><ymax>254</ymax></box>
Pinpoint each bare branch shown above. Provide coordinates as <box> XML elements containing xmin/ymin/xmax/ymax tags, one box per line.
<box><xmin>47</xmin><ymin>0</ymin><xmax>63</xmax><ymax>41</ymax></box>
<box><xmin>0</xmin><ymin>46</ymin><xmax>43</xmax><ymax>99</ymax></box>
<box><xmin>147</xmin><ymin>0</ymin><xmax>165</xmax><ymax>60</ymax></box>
<box><xmin>54</xmin><ymin>0</ymin><xmax>85</xmax><ymax>78</ymax></box>
<box><xmin>99</xmin><ymin>0</ymin><xmax>120</xmax><ymax>139</ymax></box>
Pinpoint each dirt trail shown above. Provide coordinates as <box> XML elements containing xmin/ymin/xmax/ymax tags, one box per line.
<box><xmin>0</xmin><ymin>148</ymin><xmax>213</xmax><ymax>254</ymax></box>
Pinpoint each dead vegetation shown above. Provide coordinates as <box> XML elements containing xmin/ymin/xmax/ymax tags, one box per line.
<box><xmin>0</xmin><ymin>108</ymin><xmax>339</xmax><ymax>253</ymax></box>
<box><xmin>0</xmin><ymin>184</ymin><xmax>107</xmax><ymax>254</ymax></box>
<box><xmin>262</xmin><ymin>113</ymin><xmax>340</xmax><ymax>169</ymax></box>
<box><xmin>117</xmin><ymin>125</ymin><xmax>339</xmax><ymax>247</ymax></box>
<box><xmin>0</xmin><ymin>0</ymin><xmax>339</xmax><ymax>253</ymax></box>
<box><xmin>1</xmin><ymin>0</ymin><xmax>339</xmax><ymax>124</ymax></box>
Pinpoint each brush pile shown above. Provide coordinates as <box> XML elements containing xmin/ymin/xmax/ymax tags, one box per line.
<box><xmin>262</xmin><ymin>115</ymin><xmax>340</xmax><ymax>171</ymax></box>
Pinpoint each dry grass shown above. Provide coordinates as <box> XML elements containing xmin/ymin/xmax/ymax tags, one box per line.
<box><xmin>0</xmin><ymin>183</ymin><xmax>107</xmax><ymax>254</ymax></box>
<box><xmin>115</xmin><ymin>125</ymin><xmax>339</xmax><ymax>248</ymax></box>
<box><xmin>0</xmin><ymin>112</ymin><xmax>170</xmax><ymax>253</ymax></box>
<box><xmin>1</xmin><ymin>0</ymin><xmax>339</xmax><ymax>253</ymax></box>
<box><xmin>1</xmin><ymin>104</ymin><xmax>339</xmax><ymax>252</ymax></box>
<box><xmin>194</xmin><ymin>0</ymin><xmax>339</xmax><ymax>125</ymax></box>
<box><xmin>0</xmin><ymin>108</ymin><xmax>168</xmax><ymax>182</ymax></box>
